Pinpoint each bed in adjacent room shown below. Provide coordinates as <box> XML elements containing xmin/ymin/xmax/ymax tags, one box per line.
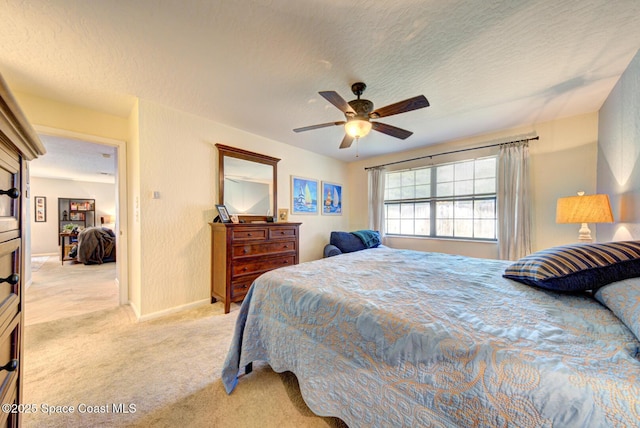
<box><xmin>222</xmin><ymin>244</ymin><xmax>640</xmax><ymax>427</ymax></box>
<box><xmin>76</xmin><ymin>226</ymin><xmax>117</xmax><ymax>264</ymax></box>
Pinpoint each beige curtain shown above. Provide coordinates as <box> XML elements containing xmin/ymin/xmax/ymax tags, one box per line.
<box><xmin>368</xmin><ymin>166</ymin><xmax>386</xmax><ymax>237</ymax></box>
<box><xmin>498</xmin><ymin>141</ymin><xmax>532</xmax><ymax>260</ymax></box>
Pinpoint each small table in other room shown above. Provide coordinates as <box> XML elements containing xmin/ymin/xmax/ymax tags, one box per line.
<box><xmin>59</xmin><ymin>232</ymin><xmax>78</xmax><ymax>265</ymax></box>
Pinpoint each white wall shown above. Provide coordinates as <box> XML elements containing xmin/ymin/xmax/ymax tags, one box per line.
<box><xmin>135</xmin><ymin>100</ymin><xmax>349</xmax><ymax>316</ymax></box>
<box><xmin>13</xmin><ymin>92</ymin><xmax>129</xmax><ymax>141</ymax></box>
<box><xmin>597</xmin><ymin>49</ymin><xmax>640</xmax><ymax>241</ymax></box>
<box><xmin>347</xmin><ymin>113</ymin><xmax>599</xmax><ymax>258</ymax></box>
<box><xmin>30</xmin><ymin>177</ymin><xmax>116</xmax><ymax>255</ymax></box>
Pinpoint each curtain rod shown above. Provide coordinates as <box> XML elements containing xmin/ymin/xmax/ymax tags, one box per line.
<box><xmin>364</xmin><ymin>136</ymin><xmax>539</xmax><ymax>171</ymax></box>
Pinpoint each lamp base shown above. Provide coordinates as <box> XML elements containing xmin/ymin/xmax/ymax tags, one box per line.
<box><xmin>578</xmin><ymin>223</ymin><xmax>593</xmax><ymax>242</ymax></box>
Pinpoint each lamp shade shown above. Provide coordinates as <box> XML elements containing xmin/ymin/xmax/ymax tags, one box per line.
<box><xmin>556</xmin><ymin>194</ymin><xmax>613</xmax><ymax>224</ymax></box>
<box><xmin>100</xmin><ymin>215</ymin><xmax>116</xmax><ymax>225</ymax></box>
<box><xmin>344</xmin><ymin>119</ymin><xmax>372</xmax><ymax>139</ymax></box>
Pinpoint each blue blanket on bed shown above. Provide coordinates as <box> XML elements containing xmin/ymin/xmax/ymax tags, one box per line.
<box><xmin>351</xmin><ymin>229</ymin><xmax>380</xmax><ymax>248</ymax></box>
<box><xmin>221</xmin><ymin>247</ymin><xmax>640</xmax><ymax>427</ymax></box>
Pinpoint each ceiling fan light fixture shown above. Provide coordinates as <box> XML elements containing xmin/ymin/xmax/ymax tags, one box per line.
<box><xmin>293</xmin><ymin>82</ymin><xmax>429</xmax><ymax>149</ymax></box>
<box><xmin>345</xmin><ymin>118</ymin><xmax>372</xmax><ymax>139</ymax></box>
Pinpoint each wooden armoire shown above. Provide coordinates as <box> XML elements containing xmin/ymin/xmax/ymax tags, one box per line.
<box><xmin>0</xmin><ymin>73</ymin><xmax>46</xmax><ymax>426</ymax></box>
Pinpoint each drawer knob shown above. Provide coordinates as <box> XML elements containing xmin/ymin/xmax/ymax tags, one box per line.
<box><xmin>242</xmin><ymin>267</ymin><xmax>248</xmax><ymax>272</ymax></box>
<box><xmin>247</xmin><ymin>233</ymin><xmax>252</xmax><ymax>237</ymax></box>
<box><xmin>283</xmin><ymin>260</ymin><xmax>288</xmax><ymax>264</ymax></box>
<box><xmin>280</xmin><ymin>231</ymin><xmax>285</xmax><ymax>234</ymax></box>
<box><xmin>283</xmin><ymin>245</ymin><xmax>289</xmax><ymax>249</ymax></box>
<box><xmin>0</xmin><ymin>188</ymin><xmax>19</xmax><ymax>199</ymax></box>
<box><xmin>0</xmin><ymin>274</ymin><xmax>19</xmax><ymax>285</ymax></box>
<box><xmin>243</xmin><ymin>249</ymin><xmax>248</xmax><ymax>254</ymax></box>
<box><xmin>0</xmin><ymin>359</ymin><xmax>18</xmax><ymax>372</ymax></box>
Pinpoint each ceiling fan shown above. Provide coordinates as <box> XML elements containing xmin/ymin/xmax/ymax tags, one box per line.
<box><xmin>293</xmin><ymin>82</ymin><xmax>429</xmax><ymax>149</ymax></box>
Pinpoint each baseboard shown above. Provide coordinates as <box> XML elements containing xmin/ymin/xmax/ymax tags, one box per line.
<box><xmin>135</xmin><ymin>299</ymin><xmax>210</xmax><ymax>322</ymax></box>
<box><xmin>128</xmin><ymin>301</ymin><xmax>141</xmax><ymax>320</ymax></box>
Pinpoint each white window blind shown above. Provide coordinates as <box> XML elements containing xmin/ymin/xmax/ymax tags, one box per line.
<box><xmin>384</xmin><ymin>156</ymin><xmax>497</xmax><ymax>240</ymax></box>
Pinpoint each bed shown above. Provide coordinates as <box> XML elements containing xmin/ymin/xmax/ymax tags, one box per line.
<box><xmin>222</xmin><ymin>245</ymin><xmax>640</xmax><ymax>427</ymax></box>
<box><xmin>77</xmin><ymin>226</ymin><xmax>116</xmax><ymax>264</ymax></box>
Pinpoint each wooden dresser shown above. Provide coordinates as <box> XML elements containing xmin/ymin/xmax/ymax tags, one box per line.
<box><xmin>210</xmin><ymin>222</ymin><xmax>301</xmax><ymax>313</ymax></box>
<box><xmin>0</xmin><ymin>74</ymin><xmax>45</xmax><ymax>426</ymax></box>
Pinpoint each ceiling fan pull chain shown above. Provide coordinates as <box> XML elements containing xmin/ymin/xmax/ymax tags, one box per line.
<box><xmin>356</xmin><ymin>137</ymin><xmax>359</xmax><ymax>158</ymax></box>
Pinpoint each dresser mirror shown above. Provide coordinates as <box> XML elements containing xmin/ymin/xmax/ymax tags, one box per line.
<box><xmin>216</xmin><ymin>144</ymin><xmax>280</xmax><ymax>221</ymax></box>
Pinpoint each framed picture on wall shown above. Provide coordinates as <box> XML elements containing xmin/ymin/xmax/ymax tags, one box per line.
<box><xmin>291</xmin><ymin>176</ymin><xmax>318</xmax><ymax>214</ymax></box>
<box><xmin>34</xmin><ymin>196</ymin><xmax>46</xmax><ymax>222</ymax></box>
<box><xmin>321</xmin><ymin>181</ymin><xmax>342</xmax><ymax>215</ymax></box>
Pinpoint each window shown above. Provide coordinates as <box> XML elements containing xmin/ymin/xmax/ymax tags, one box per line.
<box><xmin>384</xmin><ymin>157</ymin><xmax>497</xmax><ymax>240</ymax></box>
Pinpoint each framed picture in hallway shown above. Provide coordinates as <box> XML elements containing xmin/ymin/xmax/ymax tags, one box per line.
<box><xmin>35</xmin><ymin>196</ymin><xmax>46</xmax><ymax>222</ymax></box>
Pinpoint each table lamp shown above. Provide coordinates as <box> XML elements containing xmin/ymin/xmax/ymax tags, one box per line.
<box><xmin>556</xmin><ymin>192</ymin><xmax>613</xmax><ymax>242</ymax></box>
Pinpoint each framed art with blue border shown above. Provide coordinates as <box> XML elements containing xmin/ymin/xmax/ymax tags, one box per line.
<box><xmin>291</xmin><ymin>176</ymin><xmax>318</xmax><ymax>214</ymax></box>
<box><xmin>321</xmin><ymin>181</ymin><xmax>342</xmax><ymax>215</ymax></box>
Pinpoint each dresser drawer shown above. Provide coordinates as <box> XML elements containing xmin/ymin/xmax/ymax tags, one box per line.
<box><xmin>0</xmin><ymin>239</ymin><xmax>20</xmax><ymax>334</ymax></box>
<box><xmin>0</xmin><ymin>312</ymin><xmax>19</xmax><ymax>416</ymax></box>
<box><xmin>232</xmin><ymin>240</ymin><xmax>296</xmax><ymax>258</ymax></box>
<box><xmin>230</xmin><ymin>275</ymin><xmax>260</xmax><ymax>300</ymax></box>
<box><xmin>0</xmin><ymin>145</ymin><xmax>19</xmax><ymax>239</ymax></box>
<box><xmin>231</xmin><ymin>227</ymin><xmax>267</xmax><ymax>241</ymax></box>
<box><xmin>268</xmin><ymin>226</ymin><xmax>298</xmax><ymax>240</ymax></box>
<box><xmin>232</xmin><ymin>255</ymin><xmax>295</xmax><ymax>277</ymax></box>
<box><xmin>0</xmin><ymin>239</ymin><xmax>19</xmax><ymax>418</ymax></box>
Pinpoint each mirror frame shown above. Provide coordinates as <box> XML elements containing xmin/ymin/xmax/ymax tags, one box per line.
<box><xmin>216</xmin><ymin>143</ymin><xmax>280</xmax><ymax>222</ymax></box>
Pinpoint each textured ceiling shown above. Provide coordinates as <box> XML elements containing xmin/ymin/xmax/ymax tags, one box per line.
<box><xmin>30</xmin><ymin>135</ymin><xmax>117</xmax><ymax>184</ymax></box>
<box><xmin>1</xmin><ymin>0</ymin><xmax>639</xmax><ymax>167</ymax></box>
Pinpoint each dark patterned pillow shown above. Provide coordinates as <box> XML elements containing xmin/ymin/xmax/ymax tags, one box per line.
<box><xmin>503</xmin><ymin>241</ymin><xmax>640</xmax><ymax>292</ymax></box>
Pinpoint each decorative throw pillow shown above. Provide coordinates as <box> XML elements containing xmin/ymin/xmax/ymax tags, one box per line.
<box><xmin>330</xmin><ymin>231</ymin><xmax>367</xmax><ymax>253</ymax></box>
<box><xmin>323</xmin><ymin>244</ymin><xmax>343</xmax><ymax>258</ymax></box>
<box><xmin>503</xmin><ymin>241</ymin><xmax>640</xmax><ymax>292</ymax></box>
<box><xmin>594</xmin><ymin>278</ymin><xmax>640</xmax><ymax>342</ymax></box>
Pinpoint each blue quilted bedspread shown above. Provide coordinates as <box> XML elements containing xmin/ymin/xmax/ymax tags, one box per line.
<box><xmin>222</xmin><ymin>247</ymin><xmax>640</xmax><ymax>427</ymax></box>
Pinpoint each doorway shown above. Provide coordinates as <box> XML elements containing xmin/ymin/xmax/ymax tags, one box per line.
<box><xmin>26</xmin><ymin>127</ymin><xmax>128</xmax><ymax>324</ymax></box>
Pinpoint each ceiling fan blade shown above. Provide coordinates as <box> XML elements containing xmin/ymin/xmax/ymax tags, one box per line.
<box><xmin>370</xmin><ymin>95</ymin><xmax>429</xmax><ymax>119</ymax></box>
<box><xmin>339</xmin><ymin>134</ymin><xmax>354</xmax><ymax>149</ymax></box>
<box><xmin>319</xmin><ymin>91</ymin><xmax>356</xmax><ymax>115</ymax></box>
<box><xmin>293</xmin><ymin>121</ymin><xmax>345</xmax><ymax>133</ymax></box>
<box><xmin>371</xmin><ymin>122</ymin><xmax>413</xmax><ymax>140</ymax></box>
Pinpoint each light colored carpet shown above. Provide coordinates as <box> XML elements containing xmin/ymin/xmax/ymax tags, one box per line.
<box><xmin>26</xmin><ymin>256</ymin><xmax>119</xmax><ymax>325</ymax></box>
<box><xmin>30</xmin><ymin>256</ymin><xmax>49</xmax><ymax>272</ymax></box>
<box><xmin>23</xmin><ymin>303</ymin><xmax>347</xmax><ymax>427</ymax></box>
